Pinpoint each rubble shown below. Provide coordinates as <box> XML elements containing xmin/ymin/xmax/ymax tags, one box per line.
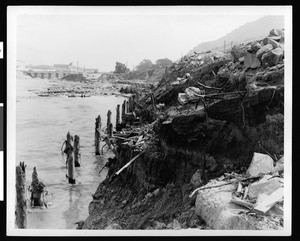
<box><xmin>81</xmin><ymin>29</ymin><xmax>285</xmax><ymax>231</ymax></box>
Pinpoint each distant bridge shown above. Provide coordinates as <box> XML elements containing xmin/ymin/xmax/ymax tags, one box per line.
<box><xmin>23</xmin><ymin>70</ymin><xmax>77</xmax><ymax>79</ymax></box>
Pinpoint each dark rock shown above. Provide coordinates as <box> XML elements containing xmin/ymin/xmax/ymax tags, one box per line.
<box><xmin>261</xmin><ymin>47</ymin><xmax>284</xmax><ymax>67</ymax></box>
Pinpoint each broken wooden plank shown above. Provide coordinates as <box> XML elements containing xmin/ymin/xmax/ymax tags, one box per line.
<box><xmin>115</xmin><ymin>152</ymin><xmax>144</xmax><ymax>175</ymax></box>
<box><xmin>230</xmin><ymin>198</ymin><xmax>254</xmax><ymax>210</ymax></box>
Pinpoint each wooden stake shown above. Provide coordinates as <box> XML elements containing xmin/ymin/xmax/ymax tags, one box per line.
<box><xmin>107</xmin><ymin>110</ymin><xmax>112</xmax><ymax>133</ymax></box>
<box><xmin>74</xmin><ymin>135</ymin><xmax>80</xmax><ymax>167</ymax></box>
<box><xmin>66</xmin><ymin>132</ymin><xmax>75</xmax><ymax>184</ymax></box>
<box><xmin>121</xmin><ymin>100</ymin><xmax>126</xmax><ymax>123</ymax></box>
<box><xmin>126</xmin><ymin>100</ymin><xmax>129</xmax><ymax>113</ymax></box>
<box><xmin>16</xmin><ymin>162</ymin><xmax>27</xmax><ymax>229</ymax></box>
<box><xmin>108</xmin><ymin>123</ymin><xmax>113</xmax><ymax>138</ymax></box>
<box><xmin>95</xmin><ymin>115</ymin><xmax>101</xmax><ymax>155</ymax></box>
<box><xmin>116</xmin><ymin>104</ymin><xmax>120</xmax><ymax>127</ymax></box>
<box><xmin>31</xmin><ymin>167</ymin><xmax>45</xmax><ymax>206</ymax></box>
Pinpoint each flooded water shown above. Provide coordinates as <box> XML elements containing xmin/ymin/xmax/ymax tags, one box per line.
<box><xmin>16</xmin><ymin>77</ymin><xmax>125</xmax><ymax>229</ymax></box>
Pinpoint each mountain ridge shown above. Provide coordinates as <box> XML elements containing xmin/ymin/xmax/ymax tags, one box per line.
<box><xmin>187</xmin><ymin>15</ymin><xmax>284</xmax><ymax>56</ymax></box>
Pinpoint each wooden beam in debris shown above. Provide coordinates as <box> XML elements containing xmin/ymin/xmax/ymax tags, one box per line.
<box><xmin>115</xmin><ymin>151</ymin><xmax>144</xmax><ymax>175</ymax></box>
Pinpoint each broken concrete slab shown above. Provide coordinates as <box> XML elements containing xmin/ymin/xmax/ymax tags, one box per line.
<box><xmin>254</xmin><ymin>187</ymin><xmax>284</xmax><ymax>214</ymax></box>
<box><xmin>246</xmin><ymin>152</ymin><xmax>275</xmax><ymax>177</ymax></box>
<box><xmin>248</xmin><ymin>177</ymin><xmax>283</xmax><ymax>198</ymax></box>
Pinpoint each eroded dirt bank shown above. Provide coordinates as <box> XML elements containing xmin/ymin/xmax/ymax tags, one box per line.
<box><xmin>80</xmin><ymin>29</ymin><xmax>284</xmax><ymax>230</ymax></box>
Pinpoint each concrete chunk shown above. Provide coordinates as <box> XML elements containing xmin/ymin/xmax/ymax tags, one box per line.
<box><xmin>246</xmin><ymin>152</ymin><xmax>275</xmax><ymax>177</ymax></box>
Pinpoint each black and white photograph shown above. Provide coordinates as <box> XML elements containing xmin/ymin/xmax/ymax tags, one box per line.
<box><xmin>6</xmin><ymin>6</ymin><xmax>292</xmax><ymax>236</ymax></box>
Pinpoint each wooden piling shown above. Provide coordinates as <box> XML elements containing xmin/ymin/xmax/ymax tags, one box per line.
<box><xmin>31</xmin><ymin>167</ymin><xmax>46</xmax><ymax>206</ymax></box>
<box><xmin>16</xmin><ymin>162</ymin><xmax>27</xmax><ymax>229</ymax></box>
<box><xmin>107</xmin><ymin>110</ymin><xmax>112</xmax><ymax>132</ymax></box>
<box><xmin>95</xmin><ymin>115</ymin><xmax>101</xmax><ymax>155</ymax></box>
<box><xmin>116</xmin><ymin>104</ymin><xmax>120</xmax><ymax>127</ymax></box>
<box><xmin>121</xmin><ymin>101</ymin><xmax>126</xmax><ymax>123</ymax></box>
<box><xmin>126</xmin><ymin>100</ymin><xmax>129</xmax><ymax>113</ymax></box>
<box><xmin>108</xmin><ymin>123</ymin><xmax>113</xmax><ymax>138</ymax></box>
<box><xmin>66</xmin><ymin>132</ymin><xmax>75</xmax><ymax>184</ymax></box>
<box><xmin>74</xmin><ymin>135</ymin><xmax>80</xmax><ymax>167</ymax></box>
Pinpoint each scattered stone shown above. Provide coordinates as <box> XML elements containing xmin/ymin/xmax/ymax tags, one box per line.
<box><xmin>104</xmin><ymin>223</ymin><xmax>122</xmax><ymax>230</ymax></box>
<box><xmin>172</xmin><ymin>219</ymin><xmax>182</xmax><ymax>230</ymax></box>
<box><xmin>153</xmin><ymin>188</ymin><xmax>160</xmax><ymax>196</ymax></box>
<box><xmin>153</xmin><ymin>221</ymin><xmax>166</xmax><ymax>229</ymax></box>
<box><xmin>246</xmin><ymin>152</ymin><xmax>275</xmax><ymax>177</ymax></box>
<box><xmin>190</xmin><ymin>169</ymin><xmax>203</xmax><ymax>187</ymax></box>
<box><xmin>256</xmin><ymin>44</ymin><xmax>273</xmax><ymax>59</ymax></box>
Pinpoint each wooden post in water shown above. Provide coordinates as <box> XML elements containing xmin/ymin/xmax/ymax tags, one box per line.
<box><xmin>30</xmin><ymin>167</ymin><xmax>45</xmax><ymax>206</ymax></box>
<box><xmin>121</xmin><ymin>100</ymin><xmax>126</xmax><ymax>123</ymax></box>
<box><xmin>108</xmin><ymin>123</ymin><xmax>113</xmax><ymax>138</ymax></box>
<box><xmin>95</xmin><ymin>115</ymin><xmax>101</xmax><ymax>155</ymax></box>
<box><xmin>116</xmin><ymin>104</ymin><xmax>120</xmax><ymax>127</ymax></box>
<box><xmin>16</xmin><ymin>162</ymin><xmax>27</xmax><ymax>229</ymax></box>
<box><xmin>74</xmin><ymin>135</ymin><xmax>80</xmax><ymax>167</ymax></box>
<box><xmin>126</xmin><ymin>100</ymin><xmax>129</xmax><ymax>113</ymax></box>
<box><xmin>107</xmin><ymin>110</ymin><xmax>112</xmax><ymax>137</ymax></box>
<box><xmin>66</xmin><ymin>132</ymin><xmax>75</xmax><ymax>184</ymax></box>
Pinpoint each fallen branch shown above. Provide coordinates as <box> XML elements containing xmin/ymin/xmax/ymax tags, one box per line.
<box><xmin>189</xmin><ymin>174</ymin><xmax>263</xmax><ymax>198</ymax></box>
<box><xmin>115</xmin><ymin>151</ymin><xmax>145</xmax><ymax>175</ymax></box>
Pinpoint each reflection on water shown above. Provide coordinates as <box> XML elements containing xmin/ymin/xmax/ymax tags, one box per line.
<box><xmin>16</xmin><ymin>78</ymin><xmax>124</xmax><ymax>229</ymax></box>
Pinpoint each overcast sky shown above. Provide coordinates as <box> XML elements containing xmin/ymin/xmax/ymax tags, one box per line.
<box><xmin>16</xmin><ymin>9</ymin><xmax>264</xmax><ymax>72</ymax></box>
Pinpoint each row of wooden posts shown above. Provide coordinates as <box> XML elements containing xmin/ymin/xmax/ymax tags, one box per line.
<box><xmin>16</xmin><ymin>96</ymin><xmax>136</xmax><ymax>228</ymax></box>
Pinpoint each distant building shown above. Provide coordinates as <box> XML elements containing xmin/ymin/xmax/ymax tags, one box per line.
<box><xmin>85</xmin><ymin>68</ymin><xmax>98</xmax><ymax>73</ymax></box>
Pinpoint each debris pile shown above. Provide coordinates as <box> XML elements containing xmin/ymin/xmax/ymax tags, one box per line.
<box><xmin>194</xmin><ymin>152</ymin><xmax>284</xmax><ymax>229</ymax></box>
<box><xmin>81</xmin><ymin>29</ymin><xmax>285</xmax><ymax>230</ymax></box>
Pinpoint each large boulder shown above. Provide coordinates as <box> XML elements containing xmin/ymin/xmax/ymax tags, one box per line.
<box><xmin>261</xmin><ymin>47</ymin><xmax>284</xmax><ymax>68</ymax></box>
<box><xmin>256</xmin><ymin>44</ymin><xmax>273</xmax><ymax>59</ymax></box>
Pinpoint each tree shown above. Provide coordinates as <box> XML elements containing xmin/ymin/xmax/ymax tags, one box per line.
<box><xmin>136</xmin><ymin>59</ymin><xmax>154</xmax><ymax>72</ymax></box>
<box><xmin>155</xmin><ymin>58</ymin><xmax>173</xmax><ymax>69</ymax></box>
<box><xmin>114</xmin><ymin>62</ymin><xmax>130</xmax><ymax>74</ymax></box>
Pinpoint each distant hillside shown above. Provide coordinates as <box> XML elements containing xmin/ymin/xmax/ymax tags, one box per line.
<box><xmin>187</xmin><ymin>15</ymin><xmax>284</xmax><ymax>55</ymax></box>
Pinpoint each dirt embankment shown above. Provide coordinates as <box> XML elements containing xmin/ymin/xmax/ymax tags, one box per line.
<box><xmin>80</xmin><ymin>29</ymin><xmax>284</xmax><ymax>230</ymax></box>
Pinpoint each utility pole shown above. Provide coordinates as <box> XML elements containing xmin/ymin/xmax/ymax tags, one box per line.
<box><xmin>224</xmin><ymin>41</ymin><xmax>226</xmax><ymax>52</ymax></box>
<box><xmin>77</xmin><ymin>61</ymin><xmax>78</xmax><ymax>73</ymax></box>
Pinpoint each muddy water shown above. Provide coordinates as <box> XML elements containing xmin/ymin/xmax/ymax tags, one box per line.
<box><xmin>16</xmin><ymin>77</ymin><xmax>125</xmax><ymax>229</ymax></box>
